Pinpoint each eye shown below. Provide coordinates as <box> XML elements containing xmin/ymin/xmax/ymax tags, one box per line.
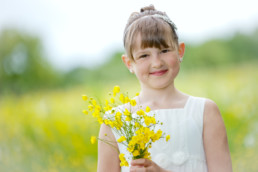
<box><xmin>161</xmin><ymin>49</ymin><xmax>170</xmax><ymax>53</ymax></box>
<box><xmin>139</xmin><ymin>54</ymin><xmax>148</xmax><ymax>58</ymax></box>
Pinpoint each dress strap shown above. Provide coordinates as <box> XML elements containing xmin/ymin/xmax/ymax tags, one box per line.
<box><xmin>184</xmin><ymin>96</ymin><xmax>206</xmax><ymax>132</ymax></box>
<box><xmin>183</xmin><ymin>96</ymin><xmax>192</xmax><ymax>110</ymax></box>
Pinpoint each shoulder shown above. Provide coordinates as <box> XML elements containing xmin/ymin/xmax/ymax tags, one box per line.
<box><xmin>203</xmin><ymin>98</ymin><xmax>220</xmax><ymax>115</ymax></box>
<box><xmin>203</xmin><ymin>98</ymin><xmax>222</xmax><ymax>126</ymax></box>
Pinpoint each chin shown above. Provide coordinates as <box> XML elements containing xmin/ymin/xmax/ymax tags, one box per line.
<box><xmin>148</xmin><ymin>81</ymin><xmax>173</xmax><ymax>90</ymax></box>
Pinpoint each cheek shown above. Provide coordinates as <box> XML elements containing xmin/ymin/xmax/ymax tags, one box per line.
<box><xmin>168</xmin><ymin>57</ymin><xmax>179</xmax><ymax>67</ymax></box>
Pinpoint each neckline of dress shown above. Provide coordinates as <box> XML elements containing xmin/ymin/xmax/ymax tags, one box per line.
<box><xmin>149</xmin><ymin>95</ymin><xmax>192</xmax><ymax>112</ymax></box>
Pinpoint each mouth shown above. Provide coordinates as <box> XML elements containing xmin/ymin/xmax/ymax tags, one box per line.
<box><xmin>149</xmin><ymin>69</ymin><xmax>168</xmax><ymax>76</ymax></box>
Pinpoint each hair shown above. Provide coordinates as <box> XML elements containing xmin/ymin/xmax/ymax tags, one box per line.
<box><xmin>123</xmin><ymin>5</ymin><xmax>179</xmax><ymax>60</ymax></box>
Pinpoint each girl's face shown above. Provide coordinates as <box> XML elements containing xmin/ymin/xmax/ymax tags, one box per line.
<box><xmin>123</xmin><ymin>34</ymin><xmax>185</xmax><ymax>90</ymax></box>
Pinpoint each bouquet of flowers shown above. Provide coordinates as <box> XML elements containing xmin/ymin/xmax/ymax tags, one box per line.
<box><xmin>82</xmin><ymin>86</ymin><xmax>170</xmax><ymax>167</ymax></box>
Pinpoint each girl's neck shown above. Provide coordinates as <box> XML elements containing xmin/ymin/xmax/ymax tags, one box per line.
<box><xmin>137</xmin><ymin>84</ymin><xmax>188</xmax><ymax>109</ymax></box>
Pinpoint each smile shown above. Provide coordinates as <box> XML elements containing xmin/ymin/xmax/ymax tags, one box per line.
<box><xmin>149</xmin><ymin>69</ymin><xmax>168</xmax><ymax>76</ymax></box>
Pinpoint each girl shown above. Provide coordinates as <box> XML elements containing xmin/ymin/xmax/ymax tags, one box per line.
<box><xmin>98</xmin><ymin>5</ymin><xmax>232</xmax><ymax>172</ymax></box>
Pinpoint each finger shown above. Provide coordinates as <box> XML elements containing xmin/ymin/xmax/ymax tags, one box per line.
<box><xmin>131</xmin><ymin>158</ymin><xmax>152</xmax><ymax>167</ymax></box>
<box><xmin>130</xmin><ymin>166</ymin><xmax>146</xmax><ymax>172</ymax></box>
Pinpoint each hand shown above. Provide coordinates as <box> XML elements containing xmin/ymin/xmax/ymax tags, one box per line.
<box><xmin>130</xmin><ymin>158</ymin><xmax>171</xmax><ymax>172</ymax></box>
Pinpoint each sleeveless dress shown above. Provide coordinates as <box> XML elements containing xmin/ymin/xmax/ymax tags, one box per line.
<box><xmin>112</xmin><ymin>96</ymin><xmax>208</xmax><ymax>172</ymax></box>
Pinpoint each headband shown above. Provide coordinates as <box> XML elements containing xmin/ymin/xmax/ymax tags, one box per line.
<box><xmin>152</xmin><ymin>14</ymin><xmax>177</xmax><ymax>30</ymax></box>
<box><xmin>124</xmin><ymin>13</ymin><xmax>177</xmax><ymax>43</ymax></box>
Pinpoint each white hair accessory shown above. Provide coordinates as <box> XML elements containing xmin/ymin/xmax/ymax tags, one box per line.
<box><xmin>152</xmin><ymin>14</ymin><xmax>177</xmax><ymax>30</ymax></box>
<box><xmin>124</xmin><ymin>13</ymin><xmax>177</xmax><ymax>41</ymax></box>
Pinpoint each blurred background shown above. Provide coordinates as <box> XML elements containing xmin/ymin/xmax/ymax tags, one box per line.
<box><xmin>0</xmin><ymin>0</ymin><xmax>258</xmax><ymax>171</ymax></box>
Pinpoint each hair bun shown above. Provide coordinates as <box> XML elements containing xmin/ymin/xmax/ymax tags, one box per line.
<box><xmin>140</xmin><ymin>4</ymin><xmax>156</xmax><ymax>12</ymax></box>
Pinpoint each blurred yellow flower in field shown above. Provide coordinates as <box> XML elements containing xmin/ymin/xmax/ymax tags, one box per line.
<box><xmin>119</xmin><ymin>93</ymin><xmax>125</xmax><ymax>103</ymax></box>
<box><xmin>91</xmin><ymin>136</ymin><xmax>96</xmax><ymax>144</ymax></box>
<box><xmin>91</xmin><ymin>99</ymin><xmax>97</xmax><ymax>106</ymax></box>
<box><xmin>110</xmin><ymin>98</ymin><xmax>115</xmax><ymax>104</ymax></box>
<box><xmin>88</xmin><ymin>105</ymin><xmax>94</xmax><ymax>111</ymax></box>
<box><xmin>82</xmin><ymin>95</ymin><xmax>88</xmax><ymax>101</ymax></box>
<box><xmin>113</xmin><ymin>85</ymin><xmax>120</xmax><ymax>96</ymax></box>
<box><xmin>82</xmin><ymin>110</ymin><xmax>88</xmax><ymax>115</ymax></box>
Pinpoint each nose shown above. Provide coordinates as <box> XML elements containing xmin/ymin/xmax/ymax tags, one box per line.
<box><xmin>151</xmin><ymin>54</ymin><xmax>163</xmax><ymax>68</ymax></box>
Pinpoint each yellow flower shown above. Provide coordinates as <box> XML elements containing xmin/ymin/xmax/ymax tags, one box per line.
<box><xmin>136</xmin><ymin>109</ymin><xmax>145</xmax><ymax>116</ymax></box>
<box><xmin>97</xmin><ymin>117</ymin><xmax>103</xmax><ymax>124</ymax></box>
<box><xmin>116</xmin><ymin>111</ymin><xmax>122</xmax><ymax>117</ymax></box>
<box><xmin>135</xmin><ymin>92</ymin><xmax>139</xmax><ymax>96</ymax></box>
<box><xmin>150</xmin><ymin>117</ymin><xmax>156</xmax><ymax>124</ymax></box>
<box><xmin>119</xmin><ymin>153</ymin><xmax>129</xmax><ymax>167</ymax></box>
<box><xmin>91</xmin><ymin>99</ymin><xmax>97</xmax><ymax>106</ymax></box>
<box><xmin>113</xmin><ymin>85</ymin><xmax>120</xmax><ymax>96</ymax></box>
<box><xmin>151</xmin><ymin>129</ymin><xmax>163</xmax><ymax>142</ymax></box>
<box><xmin>130</xmin><ymin>99</ymin><xmax>137</xmax><ymax>106</ymax></box>
<box><xmin>124</xmin><ymin>96</ymin><xmax>130</xmax><ymax>103</ymax></box>
<box><xmin>82</xmin><ymin>110</ymin><xmax>88</xmax><ymax>115</ymax></box>
<box><xmin>166</xmin><ymin>135</ymin><xmax>170</xmax><ymax>142</ymax></box>
<box><xmin>124</xmin><ymin>108</ymin><xmax>130</xmax><ymax>116</ymax></box>
<box><xmin>110</xmin><ymin>97</ymin><xmax>115</xmax><ymax>104</ymax></box>
<box><xmin>145</xmin><ymin>106</ymin><xmax>151</xmax><ymax>112</ymax></box>
<box><xmin>125</xmin><ymin>116</ymin><xmax>131</xmax><ymax>121</ymax></box>
<box><xmin>119</xmin><ymin>153</ymin><xmax>125</xmax><ymax>159</ymax></box>
<box><xmin>82</xmin><ymin>95</ymin><xmax>88</xmax><ymax>101</ymax></box>
<box><xmin>134</xmin><ymin>122</ymin><xmax>141</xmax><ymax>128</ymax></box>
<box><xmin>132</xmin><ymin>150</ymin><xmax>140</xmax><ymax>157</ymax></box>
<box><xmin>92</xmin><ymin>111</ymin><xmax>100</xmax><ymax>117</ymax></box>
<box><xmin>119</xmin><ymin>93</ymin><xmax>125</xmax><ymax>103</ymax></box>
<box><xmin>88</xmin><ymin>105</ymin><xmax>94</xmax><ymax>111</ymax></box>
<box><xmin>117</xmin><ymin>136</ymin><xmax>126</xmax><ymax>143</ymax></box>
<box><xmin>90</xmin><ymin>136</ymin><xmax>97</xmax><ymax>144</ymax></box>
<box><xmin>95</xmin><ymin>105</ymin><xmax>101</xmax><ymax>112</ymax></box>
<box><xmin>144</xmin><ymin>116</ymin><xmax>151</xmax><ymax>126</ymax></box>
<box><xmin>143</xmin><ymin>152</ymin><xmax>151</xmax><ymax>159</ymax></box>
<box><xmin>105</xmin><ymin>99</ymin><xmax>109</xmax><ymax>106</ymax></box>
<box><xmin>104</xmin><ymin>105</ymin><xmax>112</xmax><ymax>111</ymax></box>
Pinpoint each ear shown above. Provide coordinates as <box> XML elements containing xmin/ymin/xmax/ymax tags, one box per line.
<box><xmin>122</xmin><ymin>54</ymin><xmax>134</xmax><ymax>73</ymax></box>
<box><xmin>178</xmin><ymin>42</ymin><xmax>185</xmax><ymax>59</ymax></box>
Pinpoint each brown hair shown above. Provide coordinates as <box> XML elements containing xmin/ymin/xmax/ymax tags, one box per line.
<box><xmin>123</xmin><ymin>5</ymin><xmax>179</xmax><ymax>60</ymax></box>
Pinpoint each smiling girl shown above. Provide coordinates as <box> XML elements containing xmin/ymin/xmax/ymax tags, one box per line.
<box><xmin>97</xmin><ymin>5</ymin><xmax>232</xmax><ymax>172</ymax></box>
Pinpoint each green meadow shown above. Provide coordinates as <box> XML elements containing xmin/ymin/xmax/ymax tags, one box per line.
<box><xmin>0</xmin><ymin>61</ymin><xmax>257</xmax><ymax>172</ymax></box>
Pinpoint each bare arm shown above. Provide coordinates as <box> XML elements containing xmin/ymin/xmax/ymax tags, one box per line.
<box><xmin>97</xmin><ymin>124</ymin><xmax>120</xmax><ymax>172</ymax></box>
<box><xmin>203</xmin><ymin>99</ymin><xmax>232</xmax><ymax>172</ymax></box>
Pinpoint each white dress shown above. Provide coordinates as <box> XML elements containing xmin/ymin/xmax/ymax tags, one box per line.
<box><xmin>112</xmin><ymin>96</ymin><xmax>208</xmax><ymax>172</ymax></box>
